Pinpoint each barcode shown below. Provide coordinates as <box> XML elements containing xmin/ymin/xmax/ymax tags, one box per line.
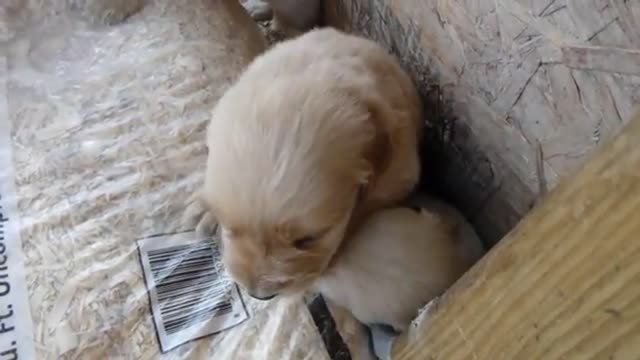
<box><xmin>138</xmin><ymin>232</ymin><xmax>249</xmax><ymax>353</ymax></box>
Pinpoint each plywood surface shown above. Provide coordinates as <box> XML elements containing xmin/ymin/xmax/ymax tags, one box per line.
<box><xmin>390</xmin><ymin>110</ymin><xmax>640</xmax><ymax>359</ymax></box>
<box><xmin>324</xmin><ymin>0</ymin><xmax>640</xmax><ymax>243</ymax></box>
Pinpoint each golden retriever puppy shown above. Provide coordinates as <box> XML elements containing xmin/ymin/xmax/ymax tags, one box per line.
<box><xmin>313</xmin><ymin>195</ymin><xmax>485</xmax><ymax>332</ymax></box>
<box><xmin>242</xmin><ymin>0</ymin><xmax>321</xmax><ymax>34</ymax></box>
<box><xmin>197</xmin><ymin>28</ymin><xmax>422</xmax><ymax>300</ymax></box>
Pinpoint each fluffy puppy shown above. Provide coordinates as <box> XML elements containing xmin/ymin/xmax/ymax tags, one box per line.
<box><xmin>197</xmin><ymin>28</ymin><xmax>422</xmax><ymax>300</ymax></box>
<box><xmin>242</xmin><ymin>0</ymin><xmax>321</xmax><ymax>34</ymax></box>
<box><xmin>313</xmin><ymin>195</ymin><xmax>485</xmax><ymax>332</ymax></box>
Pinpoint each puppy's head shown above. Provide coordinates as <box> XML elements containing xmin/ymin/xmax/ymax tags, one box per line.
<box><xmin>212</xmin><ymin>195</ymin><xmax>358</xmax><ymax>300</ymax></box>
<box><xmin>201</xmin><ymin>76</ymin><xmax>380</xmax><ymax>300</ymax></box>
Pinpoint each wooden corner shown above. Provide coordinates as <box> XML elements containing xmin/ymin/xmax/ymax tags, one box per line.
<box><xmin>323</xmin><ymin>0</ymin><xmax>640</xmax><ymax>245</ymax></box>
<box><xmin>393</xmin><ymin>109</ymin><xmax>640</xmax><ymax>359</ymax></box>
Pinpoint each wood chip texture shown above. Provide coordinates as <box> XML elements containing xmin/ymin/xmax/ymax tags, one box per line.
<box><xmin>325</xmin><ymin>0</ymin><xmax>640</xmax><ymax>243</ymax></box>
<box><xmin>1</xmin><ymin>0</ymin><xmax>371</xmax><ymax>358</ymax></box>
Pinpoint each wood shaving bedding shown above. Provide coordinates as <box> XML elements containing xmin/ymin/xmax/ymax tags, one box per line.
<box><xmin>1</xmin><ymin>0</ymin><xmax>371</xmax><ymax>358</ymax></box>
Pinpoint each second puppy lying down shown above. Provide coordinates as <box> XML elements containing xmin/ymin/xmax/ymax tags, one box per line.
<box><xmin>312</xmin><ymin>195</ymin><xmax>485</xmax><ymax>332</ymax></box>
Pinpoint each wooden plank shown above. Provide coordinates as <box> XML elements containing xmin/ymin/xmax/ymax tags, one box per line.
<box><xmin>324</xmin><ymin>0</ymin><xmax>640</xmax><ymax>244</ymax></box>
<box><xmin>391</xmin><ymin>109</ymin><xmax>640</xmax><ymax>359</ymax></box>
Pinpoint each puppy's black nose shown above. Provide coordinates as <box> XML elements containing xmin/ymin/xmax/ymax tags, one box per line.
<box><xmin>249</xmin><ymin>292</ymin><xmax>277</xmax><ymax>301</ymax></box>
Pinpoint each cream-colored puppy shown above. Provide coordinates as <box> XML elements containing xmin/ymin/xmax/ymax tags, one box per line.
<box><xmin>197</xmin><ymin>28</ymin><xmax>422</xmax><ymax>300</ymax></box>
<box><xmin>313</xmin><ymin>195</ymin><xmax>484</xmax><ymax>332</ymax></box>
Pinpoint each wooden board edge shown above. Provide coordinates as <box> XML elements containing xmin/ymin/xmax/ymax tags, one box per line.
<box><xmin>392</xmin><ymin>108</ymin><xmax>640</xmax><ymax>359</ymax></box>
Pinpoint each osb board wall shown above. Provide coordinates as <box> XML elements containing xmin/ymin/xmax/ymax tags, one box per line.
<box><xmin>324</xmin><ymin>0</ymin><xmax>640</xmax><ymax>244</ymax></box>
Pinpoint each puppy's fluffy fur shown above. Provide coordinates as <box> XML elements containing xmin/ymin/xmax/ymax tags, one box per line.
<box><xmin>200</xmin><ymin>28</ymin><xmax>422</xmax><ymax>300</ymax></box>
<box><xmin>313</xmin><ymin>195</ymin><xmax>485</xmax><ymax>332</ymax></box>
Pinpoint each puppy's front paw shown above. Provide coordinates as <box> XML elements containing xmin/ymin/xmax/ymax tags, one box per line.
<box><xmin>183</xmin><ymin>192</ymin><xmax>219</xmax><ymax>238</ymax></box>
<box><xmin>196</xmin><ymin>212</ymin><xmax>219</xmax><ymax>238</ymax></box>
<box><xmin>242</xmin><ymin>0</ymin><xmax>273</xmax><ymax>21</ymax></box>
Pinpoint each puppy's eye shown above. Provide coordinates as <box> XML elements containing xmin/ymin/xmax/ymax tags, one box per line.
<box><xmin>293</xmin><ymin>235</ymin><xmax>316</xmax><ymax>250</ymax></box>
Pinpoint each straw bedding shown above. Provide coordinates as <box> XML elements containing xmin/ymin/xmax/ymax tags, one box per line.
<box><xmin>1</xmin><ymin>0</ymin><xmax>370</xmax><ymax>358</ymax></box>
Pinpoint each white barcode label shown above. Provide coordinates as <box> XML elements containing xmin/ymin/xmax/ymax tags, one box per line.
<box><xmin>138</xmin><ymin>231</ymin><xmax>249</xmax><ymax>353</ymax></box>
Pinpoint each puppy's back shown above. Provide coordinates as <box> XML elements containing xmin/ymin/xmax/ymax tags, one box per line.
<box><xmin>315</xmin><ymin>196</ymin><xmax>484</xmax><ymax>331</ymax></box>
<box><xmin>205</xmin><ymin>29</ymin><xmax>423</xmax><ymax>222</ymax></box>
<box><xmin>227</xmin><ymin>28</ymin><xmax>422</xmax><ymax>135</ymax></box>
